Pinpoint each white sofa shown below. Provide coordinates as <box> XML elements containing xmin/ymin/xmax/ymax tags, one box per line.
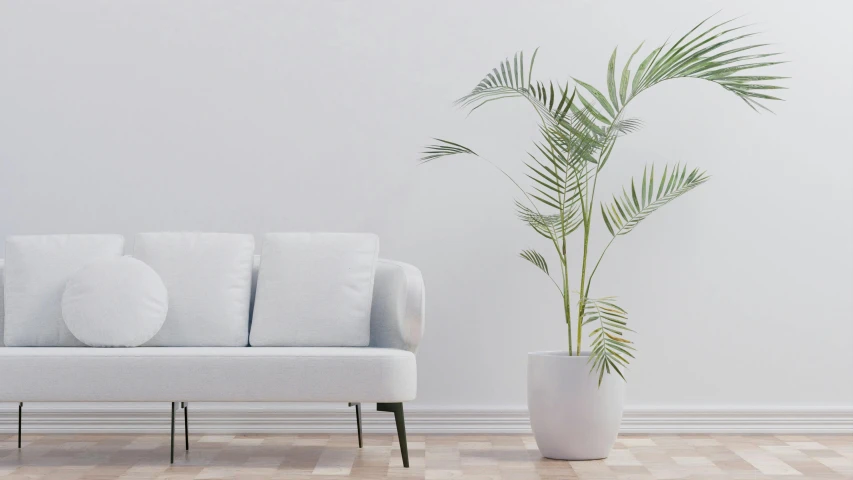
<box><xmin>0</xmin><ymin>255</ymin><xmax>425</xmax><ymax>467</ymax></box>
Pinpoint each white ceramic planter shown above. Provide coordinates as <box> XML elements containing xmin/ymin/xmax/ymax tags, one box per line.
<box><xmin>528</xmin><ymin>351</ymin><xmax>625</xmax><ymax>460</ymax></box>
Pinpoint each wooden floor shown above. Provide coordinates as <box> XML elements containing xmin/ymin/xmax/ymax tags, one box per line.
<box><xmin>0</xmin><ymin>433</ymin><xmax>850</xmax><ymax>479</ymax></box>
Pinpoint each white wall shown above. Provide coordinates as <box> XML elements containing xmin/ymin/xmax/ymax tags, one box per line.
<box><xmin>1</xmin><ymin>0</ymin><xmax>851</xmax><ymax>412</ymax></box>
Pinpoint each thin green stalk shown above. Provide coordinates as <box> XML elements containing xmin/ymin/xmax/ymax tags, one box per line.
<box><xmin>476</xmin><ymin>155</ymin><xmax>566</xmax><ymax>266</ymax></box>
<box><xmin>576</xmin><ymin>224</ymin><xmax>590</xmax><ymax>355</ymax></box>
<box><xmin>567</xmin><ymin>165</ymin><xmax>589</xmax><ymax>355</ymax></box>
<box><xmin>586</xmin><ymin>236</ymin><xmax>616</xmax><ymax>296</ymax></box>
<box><xmin>563</xmin><ymin>261</ymin><xmax>572</xmax><ymax>354</ymax></box>
<box><xmin>559</xmin><ymin>201</ymin><xmax>573</xmax><ymax>355</ymax></box>
<box><xmin>574</xmin><ymin>129</ymin><xmax>617</xmax><ymax>355</ymax></box>
<box><xmin>554</xmin><ymin>142</ymin><xmax>574</xmax><ymax>354</ymax></box>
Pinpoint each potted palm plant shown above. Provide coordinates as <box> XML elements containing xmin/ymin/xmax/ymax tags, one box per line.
<box><xmin>421</xmin><ymin>15</ymin><xmax>786</xmax><ymax>460</ymax></box>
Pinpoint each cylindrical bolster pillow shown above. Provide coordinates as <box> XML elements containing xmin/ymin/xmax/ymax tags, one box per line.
<box><xmin>62</xmin><ymin>257</ymin><xmax>168</xmax><ymax>347</ymax></box>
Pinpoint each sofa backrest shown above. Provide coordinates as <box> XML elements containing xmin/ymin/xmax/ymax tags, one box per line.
<box><xmin>0</xmin><ymin>256</ymin><xmax>418</xmax><ymax>349</ymax></box>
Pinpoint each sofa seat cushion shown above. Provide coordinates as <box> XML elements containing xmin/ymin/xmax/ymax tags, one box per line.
<box><xmin>0</xmin><ymin>347</ymin><xmax>416</xmax><ymax>403</ymax></box>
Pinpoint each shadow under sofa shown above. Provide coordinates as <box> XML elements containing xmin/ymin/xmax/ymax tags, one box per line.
<box><xmin>0</xmin><ymin>256</ymin><xmax>425</xmax><ymax>467</ymax></box>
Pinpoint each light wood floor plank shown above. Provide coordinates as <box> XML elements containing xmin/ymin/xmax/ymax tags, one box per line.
<box><xmin>0</xmin><ymin>434</ymin><xmax>850</xmax><ymax>479</ymax></box>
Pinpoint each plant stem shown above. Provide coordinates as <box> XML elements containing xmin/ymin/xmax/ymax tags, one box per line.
<box><xmin>575</xmin><ymin>128</ymin><xmax>617</xmax><ymax>355</ymax></box>
<box><xmin>557</xmin><ymin>173</ymin><xmax>572</xmax><ymax>355</ymax></box>
<box><xmin>576</xmin><ymin>219</ymin><xmax>589</xmax><ymax>355</ymax></box>
<box><xmin>563</xmin><ymin>255</ymin><xmax>572</xmax><ymax>355</ymax></box>
<box><xmin>586</xmin><ymin>236</ymin><xmax>616</xmax><ymax>297</ymax></box>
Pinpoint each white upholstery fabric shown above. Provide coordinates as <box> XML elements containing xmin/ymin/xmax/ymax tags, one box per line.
<box><xmin>250</xmin><ymin>233</ymin><xmax>379</xmax><ymax>347</ymax></box>
<box><xmin>370</xmin><ymin>260</ymin><xmax>426</xmax><ymax>352</ymax></box>
<box><xmin>1</xmin><ymin>256</ymin><xmax>425</xmax><ymax>351</ymax></box>
<box><xmin>62</xmin><ymin>257</ymin><xmax>168</xmax><ymax>347</ymax></box>
<box><xmin>3</xmin><ymin>235</ymin><xmax>125</xmax><ymax>347</ymax></box>
<box><xmin>0</xmin><ymin>347</ymin><xmax>416</xmax><ymax>402</ymax></box>
<box><xmin>0</xmin><ymin>259</ymin><xmax>5</xmax><ymax>346</ymax></box>
<box><xmin>134</xmin><ymin>233</ymin><xmax>254</xmax><ymax>346</ymax></box>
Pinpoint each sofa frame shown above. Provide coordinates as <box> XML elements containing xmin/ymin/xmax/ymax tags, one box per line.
<box><xmin>0</xmin><ymin>256</ymin><xmax>425</xmax><ymax>468</ymax></box>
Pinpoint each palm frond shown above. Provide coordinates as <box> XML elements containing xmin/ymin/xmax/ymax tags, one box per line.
<box><xmin>601</xmin><ymin>164</ymin><xmax>708</xmax><ymax>237</ymax></box>
<box><xmin>541</xmin><ymin>107</ymin><xmax>608</xmax><ymax>170</ymax></box>
<box><xmin>457</xmin><ymin>50</ymin><xmax>576</xmax><ymax>123</ymax></box>
<box><xmin>583</xmin><ymin>296</ymin><xmax>635</xmax><ymax>385</ymax></box>
<box><xmin>573</xmin><ymin>78</ymin><xmax>617</xmax><ymax>119</ymax></box>
<box><xmin>520</xmin><ymin>249</ymin><xmax>550</xmax><ymax>275</ymax></box>
<box><xmin>573</xmin><ymin>15</ymin><xmax>787</xmax><ymax>116</ymax></box>
<box><xmin>515</xmin><ymin>200</ymin><xmax>582</xmax><ymax>239</ymax></box>
<box><xmin>517</xmin><ymin>105</ymin><xmax>601</xmax><ymax>223</ymax></box>
<box><xmin>613</xmin><ymin>117</ymin><xmax>643</xmax><ymax>135</ymax></box>
<box><xmin>420</xmin><ymin>139</ymin><xmax>478</xmax><ymax>163</ymax></box>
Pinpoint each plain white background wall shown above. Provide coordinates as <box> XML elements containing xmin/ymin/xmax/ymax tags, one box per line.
<box><xmin>1</xmin><ymin>0</ymin><xmax>851</xmax><ymax>411</ymax></box>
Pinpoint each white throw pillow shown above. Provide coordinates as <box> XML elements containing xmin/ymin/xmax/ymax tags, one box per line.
<box><xmin>62</xmin><ymin>257</ymin><xmax>168</xmax><ymax>347</ymax></box>
<box><xmin>3</xmin><ymin>234</ymin><xmax>125</xmax><ymax>346</ymax></box>
<box><xmin>133</xmin><ymin>232</ymin><xmax>255</xmax><ymax>346</ymax></box>
<box><xmin>250</xmin><ymin>233</ymin><xmax>379</xmax><ymax>347</ymax></box>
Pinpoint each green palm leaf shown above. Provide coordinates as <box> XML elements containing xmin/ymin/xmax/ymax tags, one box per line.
<box><xmin>620</xmin><ymin>43</ymin><xmax>644</xmax><ymax>105</ymax></box>
<box><xmin>583</xmin><ymin>296</ymin><xmax>635</xmax><ymax>385</ymax></box>
<box><xmin>520</xmin><ymin>104</ymin><xmax>603</xmax><ymax>223</ymax></box>
<box><xmin>613</xmin><ymin>117</ymin><xmax>643</xmax><ymax>135</ymax></box>
<box><xmin>572</xmin><ymin>78</ymin><xmax>616</xmax><ymax>119</ymax></box>
<box><xmin>606</xmin><ymin>48</ymin><xmax>619</xmax><ymax>110</ymax></box>
<box><xmin>457</xmin><ymin>50</ymin><xmax>575</xmax><ymax>123</ymax></box>
<box><xmin>601</xmin><ymin>164</ymin><xmax>708</xmax><ymax>237</ymax></box>
<box><xmin>516</xmin><ymin>201</ymin><xmax>582</xmax><ymax>239</ymax></box>
<box><xmin>520</xmin><ymin>249</ymin><xmax>550</xmax><ymax>275</ymax></box>
<box><xmin>574</xmin><ymin>15</ymin><xmax>786</xmax><ymax>116</ymax></box>
<box><xmin>541</xmin><ymin>107</ymin><xmax>608</xmax><ymax>170</ymax></box>
<box><xmin>420</xmin><ymin>139</ymin><xmax>478</xmax><ymax>163</ymax></box>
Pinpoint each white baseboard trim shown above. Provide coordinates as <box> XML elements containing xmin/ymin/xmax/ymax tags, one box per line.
<box><xmin>0</xmin><ymin>405</ymin><xmax>849</xmax><ymax>434</ymax></box>
<box><xmin>620</xmin><ymin>407</ymin><xmax>853</xmax><ymax>434</ymax></box>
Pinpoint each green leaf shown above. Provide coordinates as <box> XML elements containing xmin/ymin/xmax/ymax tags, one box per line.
<box><xmin>601</xmin><ymin>163</ymin><xmax>709</xmax><ymax>236</ymax></box>
<box><xmin>456</xmin><ymin>49</ymin><xmax>582</xmax><ymax>125</ymax></box>
<box><xmin>620</xmin><ymin>43</ymin><xmax>643</xmax><ymax>103</ymax></box>
<box><xmin>519</xmin><ymin>51</ymin><xmax>525</xmax><ymax>89</ymax></box>
<box><xmin>528</xmin><ymin>47</ymin><xmax>539</xmax><ymax>88</ymax></box>
<box><xmin>573</xmin><ymin>94</ymin><xmax>611</xmax><ymax>124</ymax></box>
<box><xmin>513</xmin><ymin>53</ymin><xmax>520</xmax><ymax>89</ymax></box>
<box><xmin>531</xmin><ymin>193</ymin><xmax>561</xmax><ymax>210</ymax></box>
<box><xmin>626</xmin><ymin>17</ymin><xmax>787</xmax><ymax>111</ymax></box>
<box><xmin>607</xmin><ymin>47</ymin><xmax>619</xmax><ymax>109</ymax></box>
<box><xmin>573</xmin><ymin>78</ymin><xmax>616</xmax><ymax>118</ymax></box>
<box><xmin>643</xmin><ymin>12</ymin><xmax>722</xmax><ymax>86</ymax></box>
<box><xmin>600</xmin><ymin>204</ymin><xmax>615</xmax><ymax>236</ymax></box>
<box><xmin>647</xmin><ymin>164</ymin><xmax>655</xmax><ymax>204</ymax></box>
<box><xmin>420</xmin><ymin>139</ymin><xmax>478</xmax><ymax>162</ymax></box>
<box><xmin>645</xmin><ymin>16</ymin><xmax>742</xmax><ymax>86</ymax></box>
<box><xmin>585</xmin><ymin>296</ymin><xmax>633</xmax><ymax>385</ymax></box>
<box><xmin>632</xmin><ymin>46</ymin><xmax>661</xmax><ymax>93</ymax></box>
<box><xmin>516</xmin><ymin>201</ymin><xmax>582</xmax><ymax>239</ymax></box>
<box><xmin>520</xmin><ymin>249</ymin><xmax>550</xmax><ymax>275</ymax></box>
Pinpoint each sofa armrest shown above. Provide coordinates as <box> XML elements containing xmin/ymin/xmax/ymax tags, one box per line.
<box><xmin>369</xmin><ymin>259</ymin><xmax>425</xmax><ymax>353</ymax></box>
<box><xmin>0</xmin><ymin>259</ymin><xmax>5</xmax><ymax>346</ymax></box>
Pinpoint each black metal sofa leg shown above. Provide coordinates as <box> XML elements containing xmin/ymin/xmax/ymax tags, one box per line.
<box><xmin>377</xmin><ymin>403</ymin><xmax>408</xmax><ymax>468</ymax></box>
<box><xmin>17</xmin><ymin>402</ymin><xmax>22</xmax><ymax>449</ymax></box>
<box><xmin>170</xmin><ymin>402</ymin><xmax>176</xmax><ymax>464</ymax></box>
<box><xmin>182</xmin><ymin>402</ymin><xmax>189</xmax><ymax>451</ymax></box>
<box><xmin>348</xmin><ymin>403</ymin><xmax>363</xmax><ymax>448</ymax></box>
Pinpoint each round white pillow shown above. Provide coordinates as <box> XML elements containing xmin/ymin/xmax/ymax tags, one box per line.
<box><xmin>62</xmin><ymin>257</ymin><xmax>168</xmax><ymax>347</ymax></box>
